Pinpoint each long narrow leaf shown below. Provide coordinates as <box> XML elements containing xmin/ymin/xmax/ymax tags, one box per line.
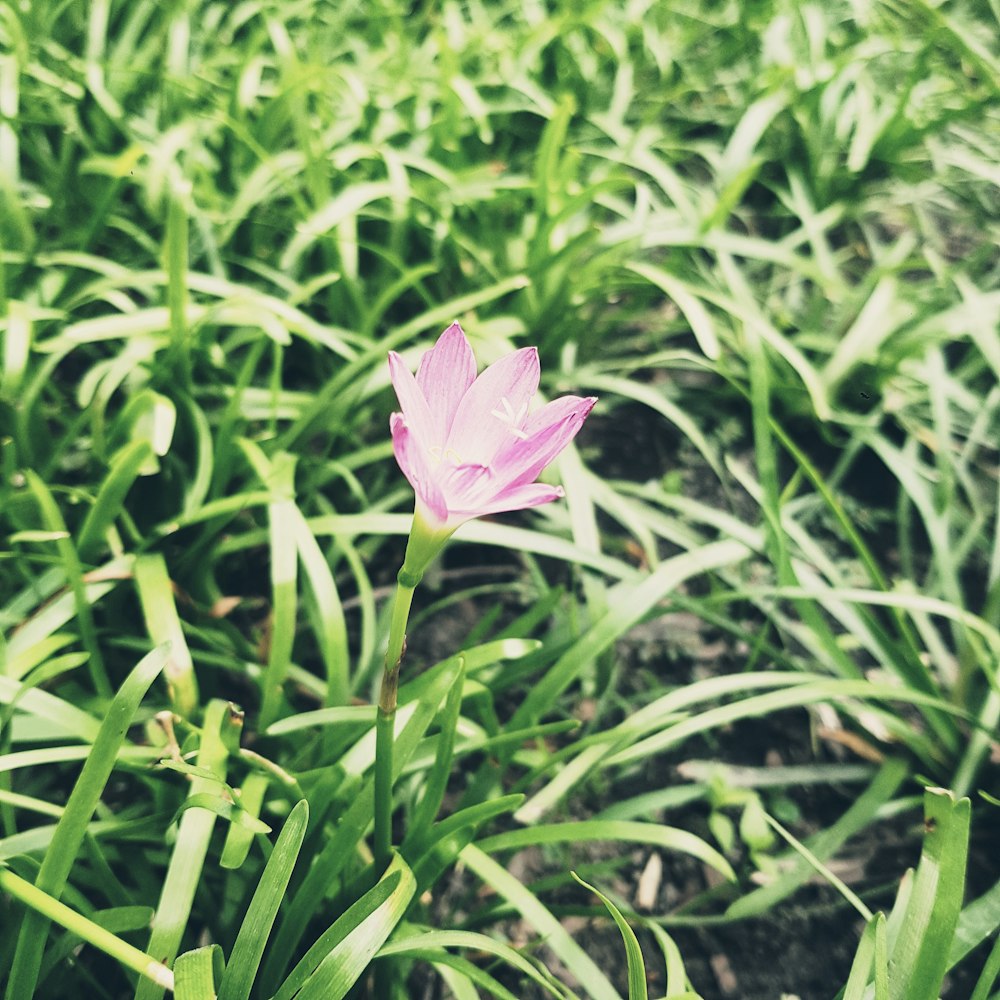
<box><xmin>136</xmin><ymin>700</ymin><xmax>238</xmax><ymax>1000</ymax></box>
<box><xmin>460</xmin><ymin>844</ymin><xmax>623</xmax><ymax>1000</ymax></box>
<box><xmin>217</xmin><ymin>799</ymin><xmax>309</xmax><ymax>1000</ymax></box>
<box><xmin>888</xmin><ymin>787</ymin><xmax>970</xmax><ymax>1000</ymax></box>
<box><xmin>274</xmin><ymin>853</ymin><xmax>416</xmax><ymax>1000</ymax></box>
<box><xmin>4</xmin><ymin>644</ymin><xmax>169</xmax><ymax>999</ymax></box>
<box><xmin>572</xmin><ymin>873</ymin><xmax>648</xmax><ymax>1000</ymax></box>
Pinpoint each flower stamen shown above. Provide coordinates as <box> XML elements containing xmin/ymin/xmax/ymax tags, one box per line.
<box><xmin>429</xmin><ymin>445</ymin><xmax>465</xmax><ymax>464</ymax></box>
<box><xmin>490</xmin><ymin>396</ymin><xmax>529</xmax><ymax>439</ymax></box>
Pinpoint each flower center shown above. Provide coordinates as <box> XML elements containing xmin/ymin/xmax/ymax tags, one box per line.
<box><xmin>489</xmin><ymin>396</ymin><xmax>529</xmax><ymax>440</ymax></box>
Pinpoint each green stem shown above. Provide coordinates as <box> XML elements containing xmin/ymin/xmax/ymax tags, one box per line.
<box><xmin>373</xmin><ymin>575</ymin><xmax>416</xmax><ymax>872</ymax></box>
<box><xmin>0</xmin><ymin>868</ymin><xmax>175</xmax><ymax>991</ymax></box>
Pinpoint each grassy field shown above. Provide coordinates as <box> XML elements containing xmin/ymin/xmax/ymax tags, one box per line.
<box><xmin>1</xmin><ymin>0</ymin><xmax>999</xmax><ymax>997</ymax></box>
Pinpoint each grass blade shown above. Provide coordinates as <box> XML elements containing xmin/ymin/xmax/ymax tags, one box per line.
<box><xmin>460</xmin><ymin>844</ymin><xmax>623</xmax><ymax>1000</ymax></box>
<box><xmin>274</xmin><ymin>853</ymin><xmax>416</xmax><ymax>1000</ymax></box>
<box><xmin>22</xmin><ymin>470</ymin><xmax>111</xmax><ymax>698</ymax></box>
<box><xmin>572</xmin><ymin>872</ymin><xmax>648</xmax><ymax>1000</ymax></box>
<box><xmin>379</xmin><ymin>928</ymin><xmax>569</xmax><ymax>998</ymax></box>
<box><xmin>173</xmin><ymin>944</ymin><xmax>223</xmax><ymax>1000</ymax></box>
<box><xmin>726</xmin><ymin>759</ymin><xmax>907</xmax><ymax>920</ymax></box>
<box><xmin>134</xmin><ymin>552</ymin><xmax>199</xmax><ymax>718</ymax></box>
<box><xmin>136</xmin><ymin>700</ymin><xmax>239</xmax><ymax>1000</ymax></box>
<box><xmin>75</xmin><ymin>440</ymin><xmax>154</xmax><ymax>562</ymax></box>
<box><xmin>478</xmin><ymin>820</ymin><xmax>734</xmax><ymax>883</ymax></box>
<box><xmin>888</xmin><ymin>787</ymin><xmax>970</xmax><ymax>1000</ymax></box>
<box><xmin>511</xmin><ymin>539</ymin><xmax>750</xmax><ymax>730</ymax></box>
<box><xmin>842</xmin><ymin>913</ymin><xmax>887</xmax><ymax>1000</ymax></box>
<box><xmin>4</xmin><ymin>643</ymin><xmax>169</xmax><ymax>999</ymax></box>
<box><xmin>969</xmin><ymin>933</ymin><xmax>1000</xmax><ymax>1000</ymax></box>
<box><xmin>217</xmin><ymin>799</ymin><xmax>309</xmax><ymax>1000</ymax></box>
<box><xmin>0</xmin><ymin>868</ymin><xmax>174</xmax><ymax>994</ymax></box>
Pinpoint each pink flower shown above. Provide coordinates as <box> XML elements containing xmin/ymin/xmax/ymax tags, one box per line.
<box><xmin>388</xmin><ymin>322</ymin><xmax>596</xmax><ymax>532</ymax></box>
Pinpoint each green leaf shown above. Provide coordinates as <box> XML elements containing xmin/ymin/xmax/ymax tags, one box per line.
<box><xmin>171</xmin><ymin>792</ymin><xmax>271</xmax><ymax>835</ymax></box>
<box><xmin>7</xmin><ymin>529</ymin><xmax>70</xmax><ymax>543</ymax></box>
<box><xmin>624</xmin><ymin>262</ymin><xmax>720</xmax><ymax>360</ymax></box>
<box><xmin>136</xmin><ymin>700</ymin><xmax>239</xmax><ymax>1000</ymax></box>
<box><xmin>739</xmin><ymin>796</ymin><xmax>775</xmax><ymax>854</ymax></box>
<box><xmin>273</xmin><ymin>853</ymin><xmax>416</xmax><ymax>1000</ymax></box>
<box><xmin>260</xmin><ymin>464</ymin><xmax>298</xmax><ymax>730</ymax></box>
<box><xmin>0</xmin><ymin>668</ymin><xmax>101</xmax><ymax>743</ymax></box>
<box><xmin>271</xmin><ymin>872</ymin><xmax>399</xmax><ymax>1000</ymax></box>
<box><xmin>220</xmin><ymin>772</ymin><xmax>271</xmax><ymax>870</ymax></box>
<box><xmin>843</xmin><ymin>914</ymin><xmax>885</xmax><ymax>1000</ymax></box>
<box><xmin>968</xmin><ymin>933</ymin><xmax>1000</xmax><ymax>1000</ymax></box>
<box><xmin>134</xmin><ymin>551</ymin><xmax>199</xmax><ymax>717</ymax></box>
<box><xmin>418</xmin><ymin>795</ymin><xmax>524</xmax><ymax>852</ymax></box>
<box><xmin>888</xmin><ymin>787</ymin><xmax>970</xmax><ymax>1000</ymax></box>
<box><xmin>76</xmin><ymin>439</ymin><xmax>154</xmax><ymax>561</ymax></box>
<box><xmin>409</xmin><ymin>949</ymin><xmax>519</xmax><ymax>1000</ymax></box>
<box><xmin>259</xmin><ymin>658</ymin><xmax>462</xmax><ymax>991</ymax></box>
<box><xmin>409</xmin><ymin>795</ymin><xmax>525</xmax><ymax>890</ymax></box>
<box><xmin>174</xmin><ymin>945</ymin><xmax>224</xmax><ymax>1000</ymax></box>
<box><xmin>264</xmin><ymin>705</ymin><xmax>377</xmax><ymax>735</ymax></box>
<box><xmin>22</xmin><ymin>470</ymin><xmax>111</xmax><ymax>697</ymax></box>
<box><xmin>572</xmin><ymin>873</ymin><xmax>648</xmax><ymax>1000</ymax></box>
<box><xmin>217</xmin><ymin>799</ymin><xmax>309</xmax><ymax>1000</ymax></box>
<box><xmin>380</xmin><ymin>928</ymin><xmax>567</xmax><ymax>999</ymax></box>
<box><xmin>299</xmin><ymin>512</ymin><xmax>634</xmax><ymax>580</ymax></box>
<box><xmin>0</xmin><ymin>300</ymin><xmax>33</xmax><ymax>399</ymax></box>
<box><xmin>0</xmin><ymin>868</ymin><xmax>174</xmax><ymax>994</ymax></box>
<box><xmin>762</xmin><ymin>812</ymin><xmax>872</xmax><ymax>921</ymax></box>
<box><xmin>405</xmin><ymin>658</ymin><xmax>466</xmax><ymax>846</ymax></box>
<box><xmin>4</xmin><ymin>644</ymin><xmax>170</xmax><ymax>999</ymax></box>
<box><xmin>584</xmin><ymin>372</ymin><xmax>724</xmax><ymax>485</ymax></box>
<box><xmin>478</xmin><ymin>820</ymin><xmax>735</xmax><ymax>883</ymax></box>
<box><xmin>949</xmin><ymin>876</ymin><xmax>1000</xmax><ymax>969</ymax></box>
<box><xmin>511</xmin><ymin>539</ymin><xmax>750</xmax><ymax>732</ymax></box>
<box><xmin>645</xmin><ymin>923</ymin><xmax>702</xmax><ymax>999</ymax></box>
<box><xmin>291</xmin><ymin>505</ymin><xmax>350</xmax><ymax>709</ymax></box>
<box><xmin>460</xmin><ymin>844</ymin><xmax>623</xmax><ymax>1000</ymax></box>
<box><xmin>727</xmin><ymin>759</ymin><xmax>907</xmax><ymax>919</ymax></box>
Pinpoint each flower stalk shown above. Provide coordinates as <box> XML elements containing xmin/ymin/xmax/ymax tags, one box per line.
<box><xmin>372</xmin><ymin>517</ymin><xmax>442</xmax><ymax>871</ymax></box>
<box><xmin>372</xmin><ymin>322</ymin><xmax>594</xmax><ymax>871</ymax></box>
<box><xmin>373</xmin><ymin>572</ymin><xmax>416</xmax><ymax>871</ymax></box>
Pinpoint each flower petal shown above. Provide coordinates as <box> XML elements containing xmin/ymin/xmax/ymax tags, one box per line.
<box><xmin>388</xmin><ymin>351</ymin><xmax>436</xmax><ymax>449</ymax></box>
<box><xmin>454</xmin><ymin>482</ymin><xmax>565</xmax><ymax>518</ymax></box>
<box><xmin>441</xmin><ymin>461</ymin><xmax>494</xmax><ymax>510</ymax></box>
<box><xmin>491</xmin><ymin>395</ymin><xmax>597</xmax><ymax>490</ymax></box>
<box><xmin>416</xmin><ymin>322</ymin><xmax>478</xmax><ymax>444</ymax></box>
<box><xmin>521</xmin><ymin>395</ymin><xmax>597</xmax><ymax>438</ymax></box>
<box><xmin>446</xmin><ymin>347</ymin><xmax>540</xmax><ymax>466</ymax></box>
<box><xmin>390</xmin><ymin>413</ymin><xmax>448</xmax><ymax>524</ymax></box>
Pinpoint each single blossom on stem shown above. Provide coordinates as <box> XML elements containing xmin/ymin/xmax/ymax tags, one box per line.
<box><xmin>373</xmin><ymin>321</ymin><xmax>594</xmax><ymax>873</ymax></box>
<box><xmin>388</xmin><ymin>321</ymin><xmax>596</xmax><ymax>570</ymax></box>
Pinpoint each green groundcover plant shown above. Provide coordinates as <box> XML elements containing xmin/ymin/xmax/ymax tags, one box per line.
<box><xmin>1</xmin><ymin>0</ymin><xmax>999</xmax><ymax>997</ymax></box>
